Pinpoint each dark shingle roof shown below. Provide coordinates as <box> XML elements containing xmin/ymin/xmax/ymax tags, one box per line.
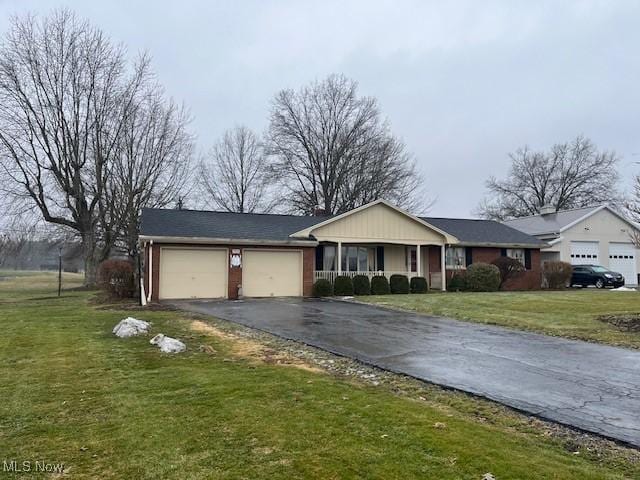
<box><xmin>140</xmin><ymin>208</ymin><xmax>328</xmax><ymax>242</ymax></box>
<box><xmin>422</xmin><ymin>217</ymin><xmax>546</xmax><ymax>247</ymax></box>
<box><xmin>140</xmin><ymin>208</ymin><xmax>546</xmax><ymax>247</ymax></box>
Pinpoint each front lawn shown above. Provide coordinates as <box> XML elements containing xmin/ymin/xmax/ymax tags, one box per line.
<box><xmin>358</xmin><ymin>290</ymin><xmax>640</xmax><ymax>349</ymax></box>
<box><xmin>1</xmin><ymin>273</ymin><xmax>639</xmax><ymax>479</ymax></box>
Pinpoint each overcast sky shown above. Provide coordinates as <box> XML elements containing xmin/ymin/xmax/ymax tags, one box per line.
<box><xmin>1</xmin><ymin>0</ymin><xmax>638</xmax><ymax>217</ymax></box>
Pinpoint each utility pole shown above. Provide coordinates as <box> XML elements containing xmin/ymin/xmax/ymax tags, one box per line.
<box><xmin>58</xmin><ymin>246</ymin><xmax>62</xmax><ymax>297</ymax></box>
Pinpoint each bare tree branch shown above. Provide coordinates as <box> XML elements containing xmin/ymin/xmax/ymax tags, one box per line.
<box><xmin>198</xmin><ymin>126</ymin><xmax>275</xmax><ymax>213</ymax></box>
<box><xmin>266</xmin><ymin>74</ymin><xmax>427</xmax><ymax>215</ymax></box>
<box><xmin>477</xmin><ymin>136</ymin><xmax>620</xmax><ymax>220</ymax></box>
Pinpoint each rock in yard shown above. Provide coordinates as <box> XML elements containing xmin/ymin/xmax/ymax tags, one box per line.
<box><xmin>113</xmin><ymin>317</ymin><xmax>150</xmax><ymax>338</ymax></box>
<box><xmin>150</xmin><ymin>334</ymin><xmax>186</xmax><ymax>353</ymax></box>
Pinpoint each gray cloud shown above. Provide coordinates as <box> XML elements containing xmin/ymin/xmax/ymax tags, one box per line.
<box><xmin>1</xmin><ymin>0</ymin><xmax>637</xmax><ymax>216</ymax></box>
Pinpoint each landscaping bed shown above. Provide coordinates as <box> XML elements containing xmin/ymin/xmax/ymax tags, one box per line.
<box><xmin>599</xmin><ymin>314</ymin><xmax>640</xmax><ymax>332</ymax></box>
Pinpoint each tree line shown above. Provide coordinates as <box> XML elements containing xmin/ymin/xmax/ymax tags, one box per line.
<box><xmin>0</xmin><ymin>11</ymin><xmax>426</xmax><ymax>285</ymax></box>
<box><xmin>1</xmin><ymin>10</ymin><xmax>638</xmax><ymax>286</ymax></box>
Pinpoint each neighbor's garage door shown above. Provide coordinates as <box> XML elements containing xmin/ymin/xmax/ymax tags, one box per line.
<box><xmin>159</xmin><ymin>248</ymin><xmax>227</xmax><ymax>300</ymax></box>
<box><xmin>609</xmin><ymin>243</ymin><xmax>638</xmax><ymax>285</ymax></box>
<box><xmin>242</xmin><ymin>249</ymin><xmax>302</xmax><ymax>297</ymax></box>
<box><xmin>570</xmin><ymin>241</ymin><xmax>600</xmax><ymax>265</ymax></box>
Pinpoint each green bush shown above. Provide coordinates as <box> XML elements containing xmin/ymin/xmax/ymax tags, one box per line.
<box><xmin>370</xmin><ymin>275</ymin><xmax>390</xmax><ymax>295</ymax></box>
<box><xmin>448</xmin><ymin>272</ymin><xmax>467</xmax><ymax>291</ymax></box>
<box><xmin>465</xmin><ymin>263</ymin><xmax>501</xmax><ymax>292</ymax></box>
<box><xmin>333</xmin><ymin>275</ymin><xmax>354</xmax><ymax>296</ymax></box>
<box><xmin>352</xmin><ymin>275</ymin><xmax>371</xmax><ymax>295</ymax></box>
<box><xmin>313</xmin><ymin>279</ymin><xmax>333</xmax><ymax>297</ymax></box>
<box><xmin>409</xmin><ymin>276</ymin><xmax>428</xmax><ymax>293</ymax></box>
<box><xmin>389</xmin><ymin>274</ymin><xmax>409</xmax><ymax>294</ymax></box>
<box><xmin>543</xmin><ymin>261</ymin><xmax>572</xmax><ymax>289</ymax></box>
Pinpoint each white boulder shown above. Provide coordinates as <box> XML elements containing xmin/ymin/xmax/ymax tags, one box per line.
<box><xmin>150</xmin><ymin>334</ymin><xmax>186</xmax><ymax>353</ymax></box>
<box><xmin>113</xmin><ymin>317</ymin><xmax>151</xmax><ymax>338</ymax></box>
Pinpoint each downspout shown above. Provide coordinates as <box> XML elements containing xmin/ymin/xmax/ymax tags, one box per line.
<box><xmin>139</xmin><ymin>240</ymin><xmax>146</xmax><ymax>306</ymax></box>
<box><xmin>441</xmin><ymin>243</ymin><xmax>447</xmax><ymax>292</ymax></box>
<box><xmin>146</xmin><ymin>240</ymin><xmax>154</xmax><ymax>303</ymax></box>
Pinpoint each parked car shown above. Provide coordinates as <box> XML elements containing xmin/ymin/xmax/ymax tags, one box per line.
<box><xmin>570</xmin><ymin>265</ymin><xmax>625</xmax><ymax>288</ymax></box>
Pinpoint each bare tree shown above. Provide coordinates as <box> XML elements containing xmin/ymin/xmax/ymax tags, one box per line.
<box><xmin>478</xmin><ymin>136</ymin><xmax>620</xmax><ymax>220</ymax></box>
<box><xmin>266</xmin><ymin>74</ymin><xmax>425</xmax><ymax>215</ymax></box>
<box><xmin>109</xmin><ymin>88</ymin><xmax>193</xmax><ymax>263</ymax></box>
<box><xmin>0</xmin><ymin>10</ymin><xmax>183</xmax><ymax>285</ymax></box>
<box><xmin>626</xmin><ymin>175</ymin><xmax>640</xmax><ymax>247</ymax></box>
<box><xmin>199</xmin><ymin>126</ymin><xmax>275</xmax><ymax>213</ymax></box>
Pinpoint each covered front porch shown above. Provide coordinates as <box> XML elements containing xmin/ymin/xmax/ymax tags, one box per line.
<box><xmin>314</xmin><ymin>242</ymin><xmax>447</xmax><ymax>290</ymax></box>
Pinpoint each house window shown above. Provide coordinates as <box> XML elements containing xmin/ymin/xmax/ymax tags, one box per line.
<box><xmin>445</xmin><ymin>247</ymin><xmax>466</xmax><ymax>269</ymax></box>
<box><xmin>507</xmin><ymin>248</ymin><xmax>525</xmax><ymax>266</ymax></box>
<box><xmin>406</xmin><ymin>247</ymin><xmax>417</xmax><ymax>272</ymax></box>
<box><xmin>323</xmin><ymin>245</ymin><xmax>336</xmax><ymax>271</ymax></box>
<box><xmin>340</xmin><ymin>245</ymin><xmax>376</xmax><ymax>272</ymax></box>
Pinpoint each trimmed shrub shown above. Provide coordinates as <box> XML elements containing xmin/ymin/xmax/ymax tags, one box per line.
<box><xmin>491</xmin><ymin>256</ymin><xmax>525</xmax><ymax>289</ymax></box>
<box><xmin>352</xmin><ymin>275</ymin><xmax>371</xmax><ymax>295</ymax></box>
<box><xmin>543</xmin><ymin>261</ymin><xmax>572</xmax><ymax>289</ymax></box>
<box><xmin>464</xmin><ymin>263</ymin><xmax>501</xmax><ymax>292</ymax></box>
<box><xmin>313</xmin><ymin>279</ymin><xmax>333</xmax><ymax>297</ymax></box>
<box><xmin>448</xmin><ymin>272</ymin><xmax>467</xmax><ymax>291</ymax></box>
<box><xmin>98</xmin><ymin>259</ymin><xmax>135</xmax><ymax>298</ymax></box>
<box><xmin>410</xmin><ymin>276</ymin><xmax>428</xmax><ymax>293</ymax></box>
<box><xmin>333</xmin><ymin>275</ymin><xmax>354</xmax><ymax>296</ymax></box>
<box><xmin>390</xmin><ymin>274</ymin><xmax>410</xmax><ymax>294</ymax></box>
<box><xmin>370</xmin><ymin>275</ymin><xmax>390</xmax><ymax>295</ymax></box>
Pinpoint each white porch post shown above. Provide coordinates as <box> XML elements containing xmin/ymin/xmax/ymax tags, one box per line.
<box><xmin>440</xmin><ymin>244</ymin><xmax>447</xmax><ymax>291</ymax></box>
<box><xmin>337</xmin><ymin>241</ymin><xmax>342</xmax><ymax>275</ymax></box>
<box><xmin>416</xmin><ymin>244</ymin><xmax>421</xmax><ymax>277</ymax></box>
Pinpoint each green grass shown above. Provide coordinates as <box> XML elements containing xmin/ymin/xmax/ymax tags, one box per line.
<box><xmin>1</xmin><ymin>273</ymin><xmax>639</xmax><ymax>479</ymax></box>
<box><xmin>358</xmin><ymin>290</ymin><xmax>640</xmax><ymax>349</ymax></box>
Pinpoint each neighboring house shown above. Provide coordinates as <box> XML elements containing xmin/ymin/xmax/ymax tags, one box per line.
<box><xmin>504</xmin><ymin>205</ymin><xmax>640</xmax><ymax>285</ymax></box>
<box><xmin>139</xmin><ymin>199</ymin><xmax>546</xmax><ymax>301</ymax></box>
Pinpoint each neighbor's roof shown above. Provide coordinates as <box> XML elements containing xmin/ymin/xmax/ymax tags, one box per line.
<box><xmin>422</xmin><ymin>217</ymin><xmax>547</xmax><ymax>247</ymax></box>
<box><xmin>140</xmin><ymin>206</ymin><xmax>546</xmax><ymax>247</ymax></box>
<box><xmin>140</xmin><ymin>208</ymin><xmax>329</xmax><ymax>243</ymax></box>
<box><xmin>502</xmin><ymin>205</ymin><xmax>634</xmax><ymax>236</ymax></box>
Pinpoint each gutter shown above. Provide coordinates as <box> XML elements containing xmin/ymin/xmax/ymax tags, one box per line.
<box><xmin>138</xmin><ymin>235</ymin><xmax>318</xmax><ymax>247</ymax></box>
<box><xmin>454</xmin><ymin>241</ymin><xmax>549</xmax><ymax>249</ymax></box>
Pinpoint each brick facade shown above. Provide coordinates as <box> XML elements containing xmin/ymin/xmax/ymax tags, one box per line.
<box><xmin>143</xmin><ymin>243</ymin><xmax>314</xmax><ymax>302</ymax></box>
<box><xmin>426</xmin><ymin>245</ymin><xmax>541</xmax><ymax>291</ymax></box>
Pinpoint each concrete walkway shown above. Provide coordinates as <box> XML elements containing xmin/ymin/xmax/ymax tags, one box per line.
<box><xmin>174</xmin><ymin>297</ymin><xmax>640</xmax><ymax>447</ymax></box>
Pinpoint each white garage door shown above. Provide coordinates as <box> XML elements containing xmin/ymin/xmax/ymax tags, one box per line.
<box><xmin>570</xmin><ymin>241</ymin><xmax>600</xmax><ymax>265</ymax></box>
<box><xmin>159</xmin><ymin>248</ymin><xmax>227</xmax><ymax>300</ymax></box>
<box><xmin>242</xmin><ymin>249</ymin><xmax>303</xmax><ymax>297</ymax></box>
<box><xmin>609</xmin><ymin>243</ymin><xmax>638</xmax><ymax>285</ymax></box>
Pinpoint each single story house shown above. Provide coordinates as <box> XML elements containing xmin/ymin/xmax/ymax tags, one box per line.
<box><xmin>139</xmin><ymin>199</ymin><xmax>547</xmax><ymax>301</ymax></box>
<box><xmin>504</xmin><ymin>204</ymin><xmax>640</xmax><ymax>285</ymax></box>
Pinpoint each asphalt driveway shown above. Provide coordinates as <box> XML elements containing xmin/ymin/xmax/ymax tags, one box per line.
<box><xmin>174</xmin><ymin>297</ymin><xmax>640</xmax><ymax>447</ymax></box>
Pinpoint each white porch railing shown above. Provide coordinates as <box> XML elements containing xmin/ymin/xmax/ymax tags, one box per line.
<box><xmin>314</xmin><ymin>270</ymin><xmax>419</xmax><ymax>283</ymax></box>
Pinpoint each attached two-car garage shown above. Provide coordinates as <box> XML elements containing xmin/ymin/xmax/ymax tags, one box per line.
<box><xmin>157</xmin><ymin>247</ymin><xmax>303</xmax><ymax>300</ymax></box>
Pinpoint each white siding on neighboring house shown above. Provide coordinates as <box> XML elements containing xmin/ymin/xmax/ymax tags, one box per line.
<box><xmin>558</xmin><ymin>208</ymin><xmax>640</xmax><ymax>285</ymax></box>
